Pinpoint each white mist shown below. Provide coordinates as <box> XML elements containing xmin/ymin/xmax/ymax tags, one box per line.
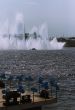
<box><xmin>0</xmin><ymin>13</ymin><xmax>65</xmax><ymax>50</ymax></box>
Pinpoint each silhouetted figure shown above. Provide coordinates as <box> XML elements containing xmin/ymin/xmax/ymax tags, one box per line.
<box><xmin>0</xmin><ymin>80</ymin><xmax>5</xmax><ymax>88</ymax></box>
<box><xmin>3</xmin><ymin>91</ymin><xmax>20</xmax><ymax>106</ymax></box>
<box><xmin>20</xmin><ymin>95</ymin><xmax>32</xmax><ymax>104</ymax></box>
<box><xmin>40</xmin><ymin>90</ymin><xmax>49</xmax><ymax>99</ymax></box>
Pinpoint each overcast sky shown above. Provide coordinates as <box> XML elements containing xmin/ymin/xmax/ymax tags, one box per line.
<box><xmin>0</xmin><ymin>0</ymin><xmax>75</xmax><ymax>37</ymax></box>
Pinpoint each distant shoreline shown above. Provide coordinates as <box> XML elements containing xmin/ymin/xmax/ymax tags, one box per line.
<box><xmin>57</xmin><ymin>37</ymin><xmax>75</xmax><ymax>47</ymax></box>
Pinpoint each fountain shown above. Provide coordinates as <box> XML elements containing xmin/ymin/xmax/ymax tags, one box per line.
<box><xmin>0</xmin><ymin>13</ymin><xmax>65</xmax><ymax>50</ymax></box>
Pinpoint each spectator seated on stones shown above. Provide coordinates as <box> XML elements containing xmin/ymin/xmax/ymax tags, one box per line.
<box><xmin>20</xmin><ymin>95</ymin><xmax>32</xmax><ymax>104</ymax></box>
<box><xmin>40</xmin><ymin>89</ymin><xmax>49</xmax><ymax>99</ymax></box>
<box><xmin>0</xmin><ymin>80</ymin><xmax>5</xmax><ymax>88</ymax></box>
<box><xmin>3</xmin><ymin>91</ymin><xmax>20</xmax><ymax>106</ymax></box>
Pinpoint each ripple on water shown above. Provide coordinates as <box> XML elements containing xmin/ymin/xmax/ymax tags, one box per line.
<box><xmin>0</xmin><ymin>48</ymin><xmax>75</xmax><ymax>109</ymax></box>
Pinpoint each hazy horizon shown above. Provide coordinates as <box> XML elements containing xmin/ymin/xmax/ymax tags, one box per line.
<box><xmin>0</xmin><ymin>0</ymin><xmax>75</xmax><ymax>37</ymax></box>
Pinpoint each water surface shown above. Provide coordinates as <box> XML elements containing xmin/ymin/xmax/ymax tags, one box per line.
<box><xmin>0</xmin><ymin>48</ymin><xmax>75</xmax><ymax>110</ymax></box>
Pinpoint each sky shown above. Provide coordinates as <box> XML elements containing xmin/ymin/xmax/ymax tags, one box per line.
<box><xmin>0</xmin><ymin>0</ymin><xmax>75</xmax><ymax>37</ymax></box>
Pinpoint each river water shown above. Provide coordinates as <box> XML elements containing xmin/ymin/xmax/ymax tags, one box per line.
<box><xmin>0</xmin><ymin>48</ymin><xmax>75</xmax><ymax>110</ymax></box>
